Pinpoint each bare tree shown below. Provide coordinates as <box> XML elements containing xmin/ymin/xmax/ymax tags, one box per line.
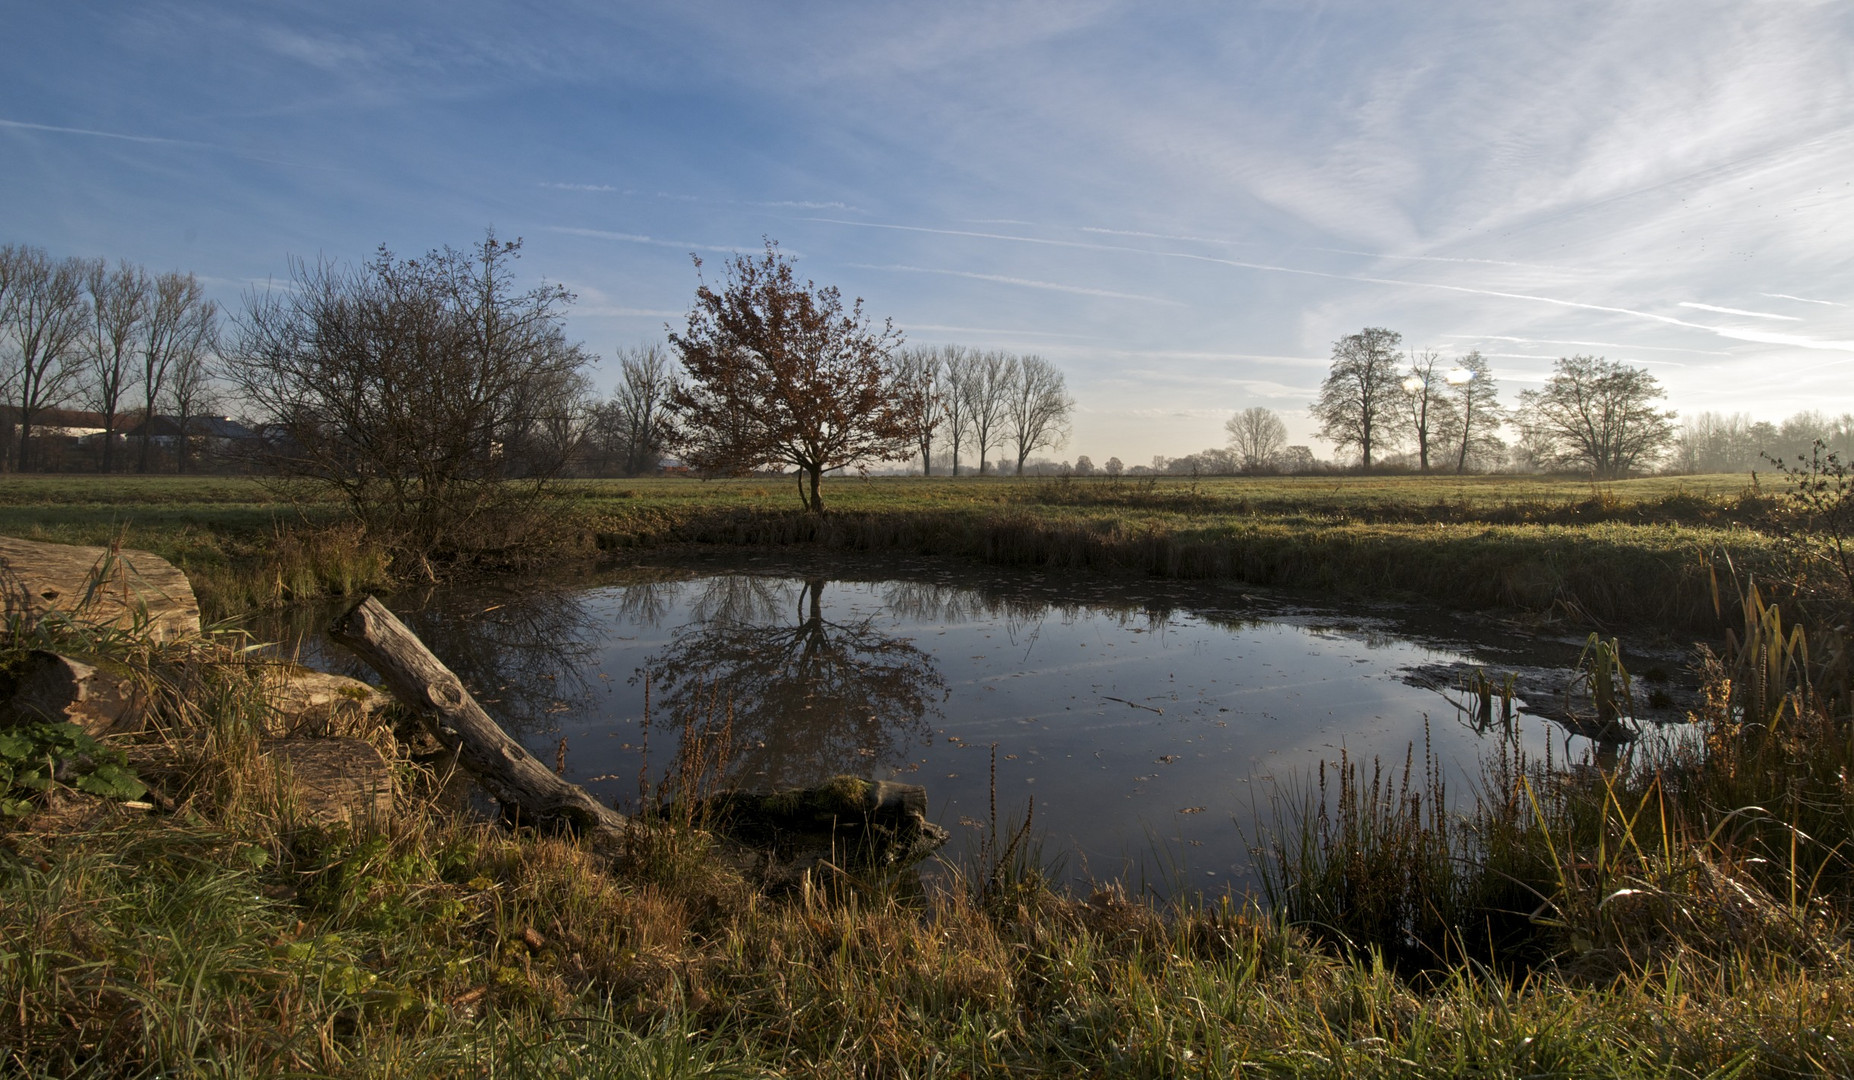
<box><xmin>1436</xmin><ymin>351</ymin><xmax>1505</xmax><ymax>474</ymax></box>
<box><xmin>0</xmin><ymin>247</ymin><xmax>89</xmax><ymax>472</ymax></box>
<box><xmin>1311</xmin><ymin>327</ymin><xmax>1404</xmax><ymax>471</ymax></box>
<box><xmin>964</xmin><ymin>350</ymin><xmax>1014</xmax><ymax>475</ymax></box>
<box><xmin>162</xmin><ymin>309</ymin><xmax>219</xmax><ymax>474</ymax></box>
<box><xmin>0</xmin><ymin>247</ymin><xmax>19</xmax><ymax>446</ymax></box>
<box><xmin>228</xmin><ymin>232</ymin><xmax>591</xmax><ymax>572</ymax></box>
<box><xmin>1399</xmin><ymin>348</ymin><xmax>1448</xmax><ymax>473</ymax></box>
<box><xmin>1103</xmin><ymin>456</ymin><xmax>1123</xmax><ymax>477</ymax></box>
<box><xmin>669</xmin><ymin>241</ymin><xmax>913</xmax><ymax>511</ymax></box>
<box><xmin>894</xmin><ymin>346</ymin><xmax>942</xmax><ymax>475</ymax></box>
<box><xmin>939</xmin><ymin>345</ymin><xmax>978</xmax><ymax>475</ymax></box>
<box><xmin>138</xmin><ymin>271</ymin><xmax>213</xmax><ymax>474</ymax></box>
<box><xmin>81</xmin><ymin>259</ymin><xmax>148</xmax><ymax>473</ymax></box>
<box><xmin>1517</xmin><ymin>355</ymin><xmax>1675</xmax><ymax>478</ymax></box>
<box><xmin>1224</xmin><ymin>406</ymin><xmax>1287</xmax><ymax>473</ymax></box>
<box><xmin>592</xmin><ymin>344</ymin><xmax>679</xmax><ymax>476</ymax></box>
<box><xmin>517</xmin><ymin>368</ymin><xmax>595</xmax><ymax>475</ymax></box>
<box><xmin>1675</xmin><ymin>411</ymin><xmax>1756</xmax><ymax>474</ymax></box>
<box><xmin>0</xmin><ymin>244</ymin><xmax>17</xmax><ymax>326</ymax></box>
<box><xmin>1004</xmin><ymin>353</ymin><xmax>1072</xmax><ymax>473</ymax></box>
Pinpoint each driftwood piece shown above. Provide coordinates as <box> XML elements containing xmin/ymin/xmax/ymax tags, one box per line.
<box><xmin>329</xmin><ymin>596</ymin><xmax>634</xmax><ymax>841</ymax></box>
<box><xmin>265</xmin><ymin>738</ymin><xmax>394</xmax><ymax>825</ymax></box>
<box><xmin>0</xmin><ymin>650</ymin><xmax>146</xmax><ymax>736</ymax></box>
<box><xmin>0</xmin><ymin>536</ymin><xmax>200</xmax><ymax>642</ymax></box>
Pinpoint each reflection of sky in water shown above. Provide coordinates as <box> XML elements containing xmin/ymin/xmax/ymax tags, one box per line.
<box><xmin>533</xmin><ymin>565</ymin><xmax>1573</xmax><ymax>893</ymax></box>
<box><xmin>265</xmin><ymin>556</ymin><xmax>1651</xmax><ymax>893</ymax></box>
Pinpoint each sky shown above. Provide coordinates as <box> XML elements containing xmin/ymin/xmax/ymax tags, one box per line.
<box><xmin>5</xmin><ymin>0</ymin><xmax>1854</xmax><ymax>466</ymax></box>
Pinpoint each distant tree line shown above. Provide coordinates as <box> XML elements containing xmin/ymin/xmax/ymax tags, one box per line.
<box><xmin>0</xmin><ymin>244</ymin><xmax>219</xmax><ymax>473</ymax></box>
<box><xmin>15</xmin><ymin>236</ymin><xmax>1830</xmax><ymax>497</ymax></box>
<box><xmin>1145</xmin><ymin>325</ymin><xmax>1833</xmax><ymax>481</ymax></box>
<box><xmin>1671</xmin><ymin>410</ymin><xmax>1854</xmax><ymax>475</ymax></box>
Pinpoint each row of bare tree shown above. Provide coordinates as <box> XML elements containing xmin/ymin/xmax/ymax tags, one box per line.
<box><xmin>0</xmin><ymin>245</ymin><xmax>218</xmax><ymax>472</ymax></box>
<box><xmin>896</xmin><ymin>345</ymin><xmax>1074</xmax><ymax>476</ymax></box>
<box><xmin>582</xmin><ymin>341</ymin><xmax>1078</xmax><ymax>483</ymax></box>
<box><xmin>1307</xmin><ymin>327</ymin><xmax>1690</xmax><ymax>478</ymax></box>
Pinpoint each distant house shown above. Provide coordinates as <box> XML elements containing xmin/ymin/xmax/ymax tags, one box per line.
<box><xmin>0</xmin><ymin>406</ymin><xmax>112</xmax><ymax>439</ymax></box>
<box><xmin>126</xmin><ymin>415</ymin><xmax>260</xmax><ymax>450</ymax></box>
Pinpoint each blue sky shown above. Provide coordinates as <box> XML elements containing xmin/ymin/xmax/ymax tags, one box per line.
<box><xmin>6</xmin><ymin>1</ymin><xmax>1853</xmax><ymax>464</ymax></box>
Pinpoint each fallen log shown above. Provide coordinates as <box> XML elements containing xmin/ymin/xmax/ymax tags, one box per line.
<box><xmin>329</xmin><ymin>595</ymin><xmax>946</xmax><ymax>874</ymax></box>
<box><xmin>1</xmin><ymin>649</ymin><xmax>146</xmax><ymax>736</ymax></box>
<box><xmin>328</xmin><ymin>595</ymin><xmax>635</xmax><ymax>842</ymax></box>
<box><xmin>0</xmin><ymin>536</ymin><xmax>200</xmax><ymax>643</ymax></box>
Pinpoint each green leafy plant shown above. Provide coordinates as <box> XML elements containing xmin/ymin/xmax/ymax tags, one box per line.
<box><xmin>0</xmin><ymin>716</ymin><xmax>147</xmax><ymax>815</ymax></box>
<box><xmin>1570</xmin><ymin>633</ymin><xmax>1636</xmax><ymax>736</ymax></box>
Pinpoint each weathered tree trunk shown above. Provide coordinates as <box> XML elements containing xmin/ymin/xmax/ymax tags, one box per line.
<box><xmin>0</xmin><ymin>535</ymin><xmax>202</xmax><ymax>642</ymax></box>
<box><xmin>0</xmin><ymin>650</ymin><xmax>146</xmax><ymax>736</ymax></box>
<box><xmin>329</xmin><ymin>596</ymin><xmax>634</xmax><ymax>842</ymax></box>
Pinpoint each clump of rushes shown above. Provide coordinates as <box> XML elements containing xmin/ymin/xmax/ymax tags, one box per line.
<box><xmin>1260</xmin><ymin>574</ymin><xmax>1854</xmax><ymax>995</ymax></box>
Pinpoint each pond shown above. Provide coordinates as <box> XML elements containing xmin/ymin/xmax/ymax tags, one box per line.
<box><xmin>257</xmin><ymin>551</ymin><xmax>1699</xmax><ymax>892</ymax></box>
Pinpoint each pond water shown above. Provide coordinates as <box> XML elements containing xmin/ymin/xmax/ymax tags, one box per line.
<box><xmin>259</xmin><ymin>552</ymin><xmax>1694</xmax><ymax>892</ymax></box>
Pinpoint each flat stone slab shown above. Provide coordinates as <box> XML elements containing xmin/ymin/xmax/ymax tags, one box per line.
<box><xmin>0</xmin><ymin>536</ymin><xmax>200</xmax><ymax>642</ymax></box>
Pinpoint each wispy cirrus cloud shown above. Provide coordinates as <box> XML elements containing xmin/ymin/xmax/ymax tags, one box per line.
<box><xmin>541</xmin><ymin>186</ymin><xmax>859</xmax><ymax>212</ymax></box>
<box><xmin>819</xmin><ymin>216</ymin><xmax>1854</xmax><ymax>356</ymax></box>
<box><xmin>854</xmin><ymin>263</ymin><xmax>1184</xmax><ymax>306</ymax></box>
<box><xmin>0</xmin><ymin>117</ymin><xmax>203</xmax><ymax>146</ymax></box>
<box><xmin>545</xmin><ymin>226</ymin><xmax>763</xmax><ymax>255</ymax></box>
<box><xmin>894</xmin><ymin>322</ymin><xmax>1092</xmax><ymax>339</ymax></box>
<box><xmin>1677</xmin><ymin>301</ymin><xmax>1802</xmax><ymax>322</ymax></box>
<box><xmin>574</xmin><ymin>305</ymin><xmax>683</xmax><ymax>318</ymax></box>
<box><xmin>1439</xmin><ymin>334</ymin><xmax>1732</xmax><ymax>357</ymax></box>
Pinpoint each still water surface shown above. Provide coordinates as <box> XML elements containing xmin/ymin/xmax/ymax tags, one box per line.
<box><xmin>271</xmin><ymin>552</ymin><xmax>1665</xmax><ymax>890</ymax></box>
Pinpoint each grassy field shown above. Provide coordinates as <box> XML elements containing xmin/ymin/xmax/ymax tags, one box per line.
<box><xmin>0</xmin><ymin>472</ymin><xmax>1787</xmax><ymax>630</ymax></box>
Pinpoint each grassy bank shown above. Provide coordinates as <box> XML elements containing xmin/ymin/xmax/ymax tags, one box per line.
<box><xmin>0</xmin><ymin>473</ymin><xmax>1786</xmax><ymax>630</ymax></box>
<box><xmin>3</xmin><ymin>583</ymin><xmax>1853</xmax><ymax>1077</ymax></box>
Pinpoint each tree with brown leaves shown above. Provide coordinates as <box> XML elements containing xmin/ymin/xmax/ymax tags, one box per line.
<box><xmin>669</xmin><ymin>241</ymin><xmax>913</xmax><ymax>511</ymax></box>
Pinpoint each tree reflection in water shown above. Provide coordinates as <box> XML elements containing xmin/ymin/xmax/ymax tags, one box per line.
<box><xmin>638</xmin><ymin>575</ymin><xmax>945</xmax><ymax>789</ymax></box>
<box><xmin>255</xmin><ymin>584</ymin><xmax>607</xmax><ymax>738</ymax></box>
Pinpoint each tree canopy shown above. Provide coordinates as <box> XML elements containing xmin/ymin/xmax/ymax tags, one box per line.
<box><xmin>1518</xmin><ymin>355</ymin><xmax>1676</xmax><ymax>478</ymax></box>
<box><xmin>669</xmin><ymin>241</ymin><xmax>914</xmax><ymax>511</ymax></box>
<box><xmin>1225</xmin><ymin>406</ymin><xmax>1287</xmax><ymax>472</ymax></box>
<box><xmin>1311</xmin><ymin>327</ymin><xmax>1404</xmax><ymax>471</ymax></box>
